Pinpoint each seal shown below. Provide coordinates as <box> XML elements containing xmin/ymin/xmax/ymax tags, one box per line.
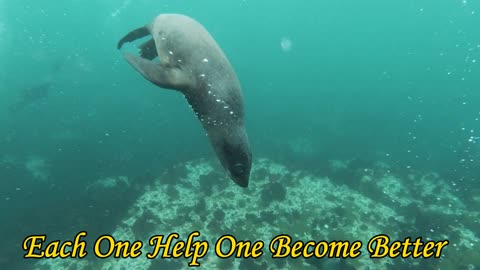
<box><xmin>117</xmin><ymin>14</ymin><xmax>252</xmax><ymax>187</ymax></box>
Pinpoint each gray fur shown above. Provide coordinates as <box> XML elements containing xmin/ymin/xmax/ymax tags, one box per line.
<box><xmin>118</xmin><ymin>14</ymin><xmax>252</xmax><ymax>187</ymax></box>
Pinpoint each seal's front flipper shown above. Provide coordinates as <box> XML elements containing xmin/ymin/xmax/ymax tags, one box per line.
<box><xmin>124</xmin><ymin>52</ymin><xmax>190</xmax><ymax>91</ymax></box>
<box><xmin>117</xmin><ymin>26</ymin><xmax>150</xmax><ymax>49</ymax></box>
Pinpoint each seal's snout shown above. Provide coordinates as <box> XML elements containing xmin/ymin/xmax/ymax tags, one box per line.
<box><xmin>231</xmin><ymin>174</ymin><xmax>249</xmax><ymax>188</ymax></box>
<box><xmin>219</xmin><ymin>132</ymin><xmax>252</xmax><ymax>188</ymax></box>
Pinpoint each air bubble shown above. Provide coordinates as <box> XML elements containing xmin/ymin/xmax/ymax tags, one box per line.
<box><xmin>280</xmin><ymin>36</ymin><xmax>292</xmax><ymax>52</ymax></box>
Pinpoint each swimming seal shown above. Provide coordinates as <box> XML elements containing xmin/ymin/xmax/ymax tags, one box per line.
<box><xmin>117</xmin><ymin>14</ymin><xmax>252</xmax><ymax>187</ymax></box>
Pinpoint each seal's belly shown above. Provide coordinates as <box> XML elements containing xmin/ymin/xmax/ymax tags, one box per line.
<box><xmin>186</xmin><ymin>89</ymin><xmax>240</xmax><ymax>129</ymax></box>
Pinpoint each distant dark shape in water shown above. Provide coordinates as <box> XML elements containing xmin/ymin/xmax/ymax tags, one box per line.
<box><xmin>9</xmin><ymin>81</ymin><xmax>52</xmax><ymax>112</ymax></box>
<box><xmin>117</xmin><ymin>14</ymin><xmax>252</xmax><ymax>187</ymax></box>
<box><xmin>9</xmin><ymin>61</ymin><xmax>63</xmax><ymax>112</ymax></box>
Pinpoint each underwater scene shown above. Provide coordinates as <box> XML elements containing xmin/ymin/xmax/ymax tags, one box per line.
<box><xmin>0</xmin><ymin>0</ymin><xmax>479</xmax><ymax>269</ymax></box>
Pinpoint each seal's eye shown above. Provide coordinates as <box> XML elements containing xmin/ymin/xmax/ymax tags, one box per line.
<box><xmin>231</xmin><ymin>163</ymin><xmax>245</xmax><ymax>176</ymax></box>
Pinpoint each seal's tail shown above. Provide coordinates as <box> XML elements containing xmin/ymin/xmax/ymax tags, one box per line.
<box><xmin>117</xmin><ymin>26</ymin><xmax>150</xmax><ymax>49</ymax></box>
<box><xmin>138</xmin><ymin>38</ymin><xmax>157</xmax><ymax>60</ymax></box>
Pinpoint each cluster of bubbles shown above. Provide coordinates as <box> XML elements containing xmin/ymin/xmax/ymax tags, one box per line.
<box><xmin>111</xmin><ymin>0</ymin><xmax>131</xmax><ymax>18</ymax></box>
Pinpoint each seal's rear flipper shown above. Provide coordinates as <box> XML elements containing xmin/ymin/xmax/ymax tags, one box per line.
<box><xmin>117</xmin><ymin>26</ymin><xmax>150</xmax><ymax>49</ymax></box>
<box><xmin>139</xmin><ymin>38</ymin><xmax>158</xmax><ymax>60</ymax></box>
<box><xmin>124</xmin><ymin>52</ymin><xmax>190</xmax><ymax>91</ymax></box>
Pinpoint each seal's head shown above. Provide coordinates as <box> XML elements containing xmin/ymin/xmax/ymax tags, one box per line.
<box><xmin>216</xmin><ymin>129</ymin><xmax>252</xmax><ymax>188</ymax></box>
